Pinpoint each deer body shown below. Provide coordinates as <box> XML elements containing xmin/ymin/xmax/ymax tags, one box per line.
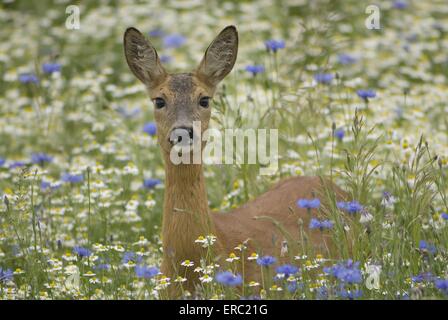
<box><xmin>124</xmin><ymin>26</ymin><xmax>346</xmax><ymax>297</ymax></box>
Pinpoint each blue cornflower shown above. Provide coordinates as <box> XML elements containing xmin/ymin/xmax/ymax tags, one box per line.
<box><xmin>434</xmin><ymin>279</ymin><xmax>448</xmax><ymax>296</ymax></box>
<box><xmin>163</xmin><ymin>34</ymin><xmax>186</xmax><ymax>48</ymax></box>
<box><xmin>324</xmin><ymin>260</ymin><xmax>362</xmax><ymax>284</ymax></box>
<box><xmin>160</xmin><ymin>55</ymin><xmax>172</xmax><ymax>64</ymax></box>
<box><xmin>418</xmin><ymin>240</ymin><xmax>436</xmax><ymax>254</ymax></box>
<box><xmin>0</xmin><ymin>267</ymin><xmax>13</xmax><ymax>283</ymax></box>
<box><xmin>148</xmin><ymin>28</ymin><xmax>164</xmax><ymax>38</ymax></box>
<box><xmin>316</xmin><ymin>286</ymin><xmax>329</xmax><ymax>300</ymax></box>
<box><xmin>0</xmin><ymin>157</ymin><xmax>5</xmax><ymax>167</ymax></box>
<box><xmin>337</xmin><ymin>201</ymin><xmax>363</xmax><ymax>214</ymax></box>
<box><xmin>256</xmin><ymin>255</ymin><xmax>277</xmax><ymax>266</ymax></box>
<box><xmin>393</xmin><ymin>0</ymin><xmax>408</xmax><ymax>9</ymax></box>
<box><xmin>338</xmin><ymin>53</ymin><xmax>357</xmax><ymax>65</ymax></box>
<box><xmin>94</xmin><ymin>263</ymin><xmax>111</xmax><ymax>271</ymax></box>
<box><xmin>287</xmin><ymin>281</ymin><xmax>298</xmax><ymax>293</ymax></box>
<box><xmin>276</xmin><ymin>264</ymin><xmax>299</xmax><ymax>277</ymax></box>
<box><xmin>441</xmin><ymin>212</ymin><xmax>448</xmax><ymax>220</ymax></box>
<box><xmin>334</xmin><ymin>128</ymin><xmax>345</xmax><ymax>141</ymax></box>
<box><xmin>31</xmin><ymin>153</ymin><xmax>53</xmax><ymax>166</ymax></box>
<box><xmin>337</xmin><ymin>286</ymin><xmax>363</xmax><ymax>299</ymax></box>
<box><xmin>42</xmin><ymin>62</ymin><xmax>61</xmax><ymax>74</ymax></box>
<box><xmin>245</xmin><ymin>65</ymin><xmax>265</xmax><ymax>76</ymax></box>
<box><xmin>411</xmin><ymin>272</ymin><xmax>434</xmax><ymax>283</ymax></box>
<box><xmin>18</xmin><ymin>73</ymin><xmax>39</xmax><ymax>84</ymax></box>
<box><xmin>264</xmin><ymin>39</ymin><xmax>285</xmax><ymax>53</ymax></box>
<box><xmin>61</xmin><ymin>173</ymin><xmax>84</xmax><ymax>184</ymax></box>
<box><xmin>9</xmin><ymin>161</ymin><xmax>26</xmax><ymax>169</ymax></box>
<box><xmin>356</xmin><ymin>89</ymin><xmax>376</xmax><ymax>101</ymax></box>
<box><xmin>41</xmin><ymin>180</ymin><xmax>61</xmax><ymax>192</ymax></box>
<box><xmin>143</xmin><ymin>122</ymin><xmax>157</xmax><ymax>136</ymax></box>
<box><xmin>309</xmin><ymin>218</ymin><xmax>333</xmax><ymax>230</ymax></box>
<box><xmin>314</xmin><ymin>73</ymin><xmax>334</xmax><ymax>85</ymax></box>
<box><xmin>122</xmin><ymin>251</ymin><xmax>143</xmax><ymax>265</ymax></box>
<box><xmin>215</xmin><ymin>271</ymin><xmax>243</xmax><ymax>286</ymax></box>
<box><xmin>135</xmin><ymin>265</ymin><xmax>160</xmax><ymax>279</ymax></box>
<box><xmin>297</xmin><ymin>198</ymin><xmax>320</xmax><ymax>210</ymax></box>
<box><xmin>143</xmin><ymin>178</ymin><xmax>161</xmax><ymax>190</ymax></box>
<box><xmin>73</xmin><ymin>246</ymin><xmax>92</xmax><ymax>258</ymax></box>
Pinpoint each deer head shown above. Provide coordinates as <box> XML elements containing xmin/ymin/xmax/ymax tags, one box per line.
<box><xmin>124</xmin><ymin>26</ymin><xmax>238</xmax><ymax>159</ymax></box>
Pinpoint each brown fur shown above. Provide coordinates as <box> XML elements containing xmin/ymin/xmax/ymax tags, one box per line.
<box><xmin>124</xmin><ymin>26</ymin><xmax>347</xmax><ymax>298</ymax></box>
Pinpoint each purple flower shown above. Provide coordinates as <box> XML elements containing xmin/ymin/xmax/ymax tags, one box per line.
<box><xmin>256</xmin><ymin>255</ymin><xmax>277</xmax><ymax>266</ymax></box>
<box><xmin>297</xmin><ymin>198</ymin><xmax>321</xmax><ymax>209</ymax></box>
<box><xmin>0</xmin><ymin>157</ymin><xmax>5</xmax><ymax>167</ymax></box>
<box><xmin>61</xmin><ymin>173</ymin><xmax>84</xmax><ymax>184</ymax></box>
<box><xmin>135</xmin><ymin>265</ymin><xmax>159</xmax><ymax>279</ymax></box>
<box><xmin>0</xmin><ymin>267</ymin><xmax>13</xmax><ymax>283</ymax></box>
<box><xmin>418</xmin><ymin>240</ymin><xmax>436</xmax><ymax>255</ymax></box>
<box><xmin>18</xmin><ymin>73</ymin><xmax>39</xmax><ymax>84</ymax></box>
<box><xmin>393</xmin><ymin>0</ymin><xmax>408</xmax><ymax>9</ymax></box>
<box><xmin>215</xmin><ymin>271</ymin><xmax>243</xmax><ymax>286</ymax></box>
<box><xmin>309</xmin><ymin>218</ymin><xmax>333</xmax><ymax>230</ymax></box>
<box><xmin>276</xmin><ymin>264</ymin><xmax>299</xmax><ymax>277</ymax></box>
<box><xmin>122</xmin><ymin>251</ymin><xmax>143</xmax><ymax>265</ymax></box>
<box><xmin>338</xmin><ymin>53</ymin><xmax>357</xmax><ymax>65</ymax></box>
<box><xmin>441</xmin><ymin>212</ymin><xmax>448</xmax><ymax>220</ymax></box>
<box><xmin>148</xmin><ymin>28</ymin><xmax>164</xmax><ymax>38</ymax></box>
<box><xmin>264</xmin><ymin>39</ymin><xmax>285</xmax><ymax>53</ymax></box>
<box><xmin>94</xmin><ymin>263</ymin><xmax>111</xmax><ymax>271</ymax></box>
<box><xmin>337</xmin><ymin>286</ymin><xmax>362</xmax><ymax>299</ymax></box>
<box><xmin>334</xmin><ymin>128</ymin><xmax>345</xmax><ymax>141</ymax></box>
<box><xmin>9</xmin><ymin>161</ymin><xmax>26</xmax><ymax>169</ymax></box>
<box><xmin>314</xmin><ymin>73</ymin><xmax>334</xmax><ymax>85</ymax></box>
<box><xmin>245</xmin><ymin>65</ymin><xmax>265</xmax><ymax>76</ymax></box>
<box><xmin>316</xmin><ymin>286</ymin><xmax>329</xmax><ymax>300</ymax></box>
<box><xmin>42</xmin><ymin>62</ymin><xmax>61</xmax><ymax>74</ymax></box>
<box><xmin>434</xmin><ymin>279</ymin><xmax>448</xmax><ymax>296</ymax></box>
<box><xmin>143</xmin><ymin>122</ymin><xmax>157</xmax><ymax>136</ymax></box>
<box><xmin>337</xmin><ymin>201</ymin><xmax>363</xmax><ymax>214</ymax></box>
<box><xmin>356</xmin><ymin>89</ymin><xmax>376</xmax><ymax>101</ymax></box>
<box><xmin>160</xmin><ymin>55</ymin><xmax>172</xmax><ymax>64</ymax></box>
<box><xmin>163</xmin><ymin>34</ymin><xmax>186</xmax><ymax>48</ymax></box>
<box><xmin>41</xmin><ymin>180</ymin><xmax>61</xmax><ymax>192</ymax></box>
<box><xmin>324</xmin><ymin>260</ymin><xmax>362</xmax><ymax>284</ymax></box>
<box><xmin>411</xmin><ymin>272</ymin><xmax>434</xmax><ymax>283</ymax></box>
<box><xmin>31</xmin><ymin>153</ymin><xmax>53</xmax><ymax>166</ymax></box>
<box><xmin>73</xmin><ymin>246</ymin><xmax>92</xmax><ymax>258</ymax></box>
<box><xmin>143</xmin><ymin>178</ymin><xmax>161</xmax><ymax>189</ymax></box>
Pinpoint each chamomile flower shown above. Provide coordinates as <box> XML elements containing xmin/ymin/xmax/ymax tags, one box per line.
<box><xmin>181</xmin><ymin>260</ymin><xmax>194</xmax><ymax>267</ymax></box>
<box><xmin>226</xmin><ymin>252</ymin><xmax>240</xmax><ymax>263</ymax></box>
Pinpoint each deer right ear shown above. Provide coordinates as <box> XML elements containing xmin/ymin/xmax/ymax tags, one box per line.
<box><xmin>124</xmin><ymin>27</ymin><xmax>167</xmax><ymax>88</ymax></box>
<box><xmin>196</xmin><ymin>26</ymin><xmax>238</xmax><ymax>87</ymax></box>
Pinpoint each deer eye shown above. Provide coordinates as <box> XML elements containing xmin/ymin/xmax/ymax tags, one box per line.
<box><xmin>199</xmin><ymin>96</ymin><xmax>210</xmax><ymax>108</ymax></box>
<box><xmin>154</xmin><ymin>98</ymin><xmax>166</xmax><ymax>109</ymax></box>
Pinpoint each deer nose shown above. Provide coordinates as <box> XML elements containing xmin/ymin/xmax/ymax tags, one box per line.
<box><xmin>169</xmin><ymin>126</ymin><xmax>194</xmax><ymax>146</ymax></box>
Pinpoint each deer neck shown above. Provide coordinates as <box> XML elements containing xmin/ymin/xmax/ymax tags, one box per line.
<box><xmin>161</xmin><ymin>155</ymin><xmax>217</xmax><ymax>270</ymax></box>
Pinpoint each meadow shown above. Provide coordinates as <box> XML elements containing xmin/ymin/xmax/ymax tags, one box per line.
<box><xmin>0</xmin><ymin>0</ymin><xmax>448</xmax><ymax>300</ymax></box>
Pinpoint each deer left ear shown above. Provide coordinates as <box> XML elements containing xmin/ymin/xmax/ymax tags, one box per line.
<box><xmin>124</xmin><ymin>27</ymin><xmax>167</xmax><ymax>88</ymax></box>
<box><xmin>196</xmin><ymin>26</ymin><xmax>238</xmax><ymax>87</ymax></box>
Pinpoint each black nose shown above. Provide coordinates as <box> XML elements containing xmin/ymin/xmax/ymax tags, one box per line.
<box><xmin>169</xmin><ymin>126</ymin><xmax>194</xmax><ymax>146</ymax></box>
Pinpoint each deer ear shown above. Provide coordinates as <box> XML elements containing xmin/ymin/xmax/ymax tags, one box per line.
<box><xmin>196</xmin><ymin>26</ymin><xmax>238</xmax><ymax>87</ymax></box>
<box><xmin>124</xmin><ymin>27</ymin><xmax>167</xmax><ymax>88</ymax></box>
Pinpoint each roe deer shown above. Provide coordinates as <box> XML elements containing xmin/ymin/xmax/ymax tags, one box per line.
<box><xmin>124</xmin><ymin>25</ymin><xmax>347</xmax><ymax>297</ymax></box>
